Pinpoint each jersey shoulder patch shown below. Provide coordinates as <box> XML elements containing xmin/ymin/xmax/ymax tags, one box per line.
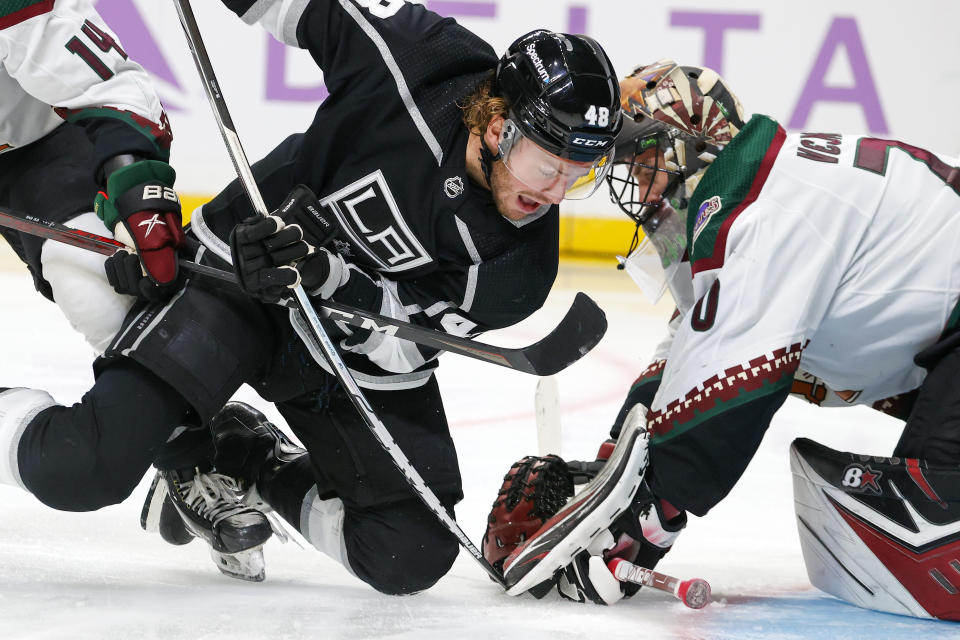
<box><xmin>686</xmin><ymin>115</ymin><xmax>784</xmax><ymax>273</ymax></box>
<box><xmin>0</xmin><ymin>0</ymin><xmax>54</xmax><ymax>30</ymax></box>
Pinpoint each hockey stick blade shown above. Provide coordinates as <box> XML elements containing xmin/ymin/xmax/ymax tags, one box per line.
<box><xmin>325</xmin><ymin>294</ymin><xmax>605</xmax><ymax>376</ymax></box>
<box><xmin>1</xmin><ymin>206</ymin><xmax>606</xmax><ymax>376</ymax></box>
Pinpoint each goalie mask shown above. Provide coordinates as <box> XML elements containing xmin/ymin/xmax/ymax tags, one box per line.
<box><xmin>493</xmin><ymin>30</ymin><xmax>622</xmax><ymax>200</ymax></box>
<box><xmin>607</xmin><ymin>60</ymin><xmax>745</xmax><ymax>302</ymax></box>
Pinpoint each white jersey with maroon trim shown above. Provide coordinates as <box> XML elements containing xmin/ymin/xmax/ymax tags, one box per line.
<box><xmin>641</xmin><ymin>114</ymin><xmax>960</xmax><ymax>516</ymax></box>
<box><xmin>0</xmin><ymin>0</ymin><xmax>169</xmax><ymax>159</ymax></box>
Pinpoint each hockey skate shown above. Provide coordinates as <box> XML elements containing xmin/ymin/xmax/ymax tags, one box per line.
<box><xmin>209</xmin><ymin>401</ymin><xmax>308</xmax><ymax>513</ymax></box>
<box><xmin>791</xmin><ymin>437</ymin><xmax>960</xmax><ymax>621</ymax></box>
<box><xmin>140</xmin><ymin>465</ymin><xmax>273</xmax><ymax>582</ymax></box>
<box><xmin>502</xmin><ymin>404</ymin><xmax>651</xmax><ymax>595</ymax></box>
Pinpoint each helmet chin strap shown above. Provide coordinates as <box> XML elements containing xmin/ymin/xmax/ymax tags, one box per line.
<box><xmin>479</xmin><ymin>140</ymin><xmax>502</xmax><ymax>189</ymax></box>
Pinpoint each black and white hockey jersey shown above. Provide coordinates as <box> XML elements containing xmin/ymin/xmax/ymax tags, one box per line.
<box><xmin>192</xmin><ymin>0</ymin><xmax>560</xmax><ymax>389</ymax></box>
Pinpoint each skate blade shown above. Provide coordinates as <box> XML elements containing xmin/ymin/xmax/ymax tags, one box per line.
<box><xmin>209</xmin><ymin>546</ymin><xmax>265</xmax><ymax>582</ymax></box>
<box><xmin>140</xmin><ymin>473</ymin><xmax>167</xmax><ymax>533</ymax></box>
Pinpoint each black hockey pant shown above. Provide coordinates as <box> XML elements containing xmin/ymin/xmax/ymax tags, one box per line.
<box><xmin>263</xmin><ymin>453</ymin><xmax>459</xmax><ymax>595</ymax></box>
<box><xmin>17</xmin><ymin>360</ymin><xmax>192</xmax><ymax>511</ymax></box>
<box><xmin>894</xmin><ymin>335</ymin><xmax>960</xmax><ymax>464</ymax></box>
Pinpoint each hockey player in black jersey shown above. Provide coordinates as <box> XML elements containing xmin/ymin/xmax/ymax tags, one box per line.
<box><xmin>0</xmin><ymin>0</ymin><xmax>621</xmax><ymax>594</ymax></box>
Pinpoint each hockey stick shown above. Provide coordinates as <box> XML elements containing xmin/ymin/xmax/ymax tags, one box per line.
<box><xmin>170</xmin><ymin>0</ymin><xmax>506</xmax><ymax>586</ymax></box>
<box><xmin>0</xmin><ymin>206</ymin><xmax>604</xmax><ymax>376</ymax></box>
<box><xmin>535</xmin><ymin>376</ymin><xmax>562</xmax><ymax>455</ymax></box>
<box><xmin>608</xmin><ymin>558</ymin><xmax>711</xmax><ymax>609</ymax></box>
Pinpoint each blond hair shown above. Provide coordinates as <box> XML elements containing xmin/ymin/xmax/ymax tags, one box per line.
<box><xmin>459</xmin><ymin>74</ymin><xmax>509</xmax><ymax>136</ymax></box>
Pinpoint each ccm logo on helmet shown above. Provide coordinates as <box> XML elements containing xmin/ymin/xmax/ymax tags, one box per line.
<box><xmin>142</xmin><ymin>185</ymin><xmax>179</xmax><ymax>203</ymax></box>
<box><xmin>572</xmin><ymin>137</ymin><xmax>607</xmax><ymax>147</ymax></box>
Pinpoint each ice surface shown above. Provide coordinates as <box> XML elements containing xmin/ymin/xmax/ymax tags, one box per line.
<box><xmin>1</xmin><ymin>253</ymin><xmax>958</xmax><ymax>639</ymax></box>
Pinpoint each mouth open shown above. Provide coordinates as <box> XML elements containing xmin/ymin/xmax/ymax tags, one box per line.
<box><xmin>516</xmin><ymin>194</ymin><xmax>543</xmax><ymax>214</ymax></box>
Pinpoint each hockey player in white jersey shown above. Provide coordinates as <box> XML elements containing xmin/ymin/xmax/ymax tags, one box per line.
<box><xmin>0</xmin><ymin>0</ymin><xmax>183</xmax><ymax>349</ymax></box>
<box><xmin>488</xmin><ymin>60</ymin><xmax>960</xmax><ymax>620</ymax></box>
<box><xmin>0</xmin><ymin>0</ymin><xmax>275</xmax><ymax>576</ymax></box>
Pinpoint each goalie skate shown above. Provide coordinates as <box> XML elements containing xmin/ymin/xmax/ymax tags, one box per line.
<box><xmin>502</xmin><ymin>404</ymin><xmax>650</xmax><ymax>595</ymax></box>
<box><xmin>791</xmin><ymin>437</ymin><xmax>960</xmax><ymax>621</ymax></box>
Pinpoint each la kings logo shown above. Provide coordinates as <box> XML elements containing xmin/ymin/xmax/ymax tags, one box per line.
<box><xmin>321</xmin><ymin>170</ymin><xmax>431</xmax><ymax>272</ymax></box>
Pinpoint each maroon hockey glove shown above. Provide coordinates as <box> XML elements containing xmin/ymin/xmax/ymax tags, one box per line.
<box><xmin>95</xmin><ymin>159</ymin><xmax>185</xmax><ymax>301</ymax></box>
<box><xmin>483</xmin><ymin>455</ymin><xmax>574</xmax><ymax>580</ymax></box>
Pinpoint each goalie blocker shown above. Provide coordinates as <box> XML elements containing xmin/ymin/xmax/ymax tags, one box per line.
<box><xmin>791</xmin><ymin>437</ymin><xmax>960</xmax><ymax>621</ymax></box>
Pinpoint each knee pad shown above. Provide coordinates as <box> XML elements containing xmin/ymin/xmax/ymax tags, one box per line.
<box><xmin>344</xmin><ymin>498</ymin><xmax>459</xmax><ymax>595</ymax></box>
<box><xmin>40</xmin><ymin>212</ymin><xmax>134</xmax><ymax>354</ymax></box>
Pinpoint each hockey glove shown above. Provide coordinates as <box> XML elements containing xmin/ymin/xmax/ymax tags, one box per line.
<box><xmin>483</xmin><ymin>454</ymin><xmax>574</xmax><ymax>590</ymax></box>
<box><xmin>555</xmin><ymin>484</ymin><xmax>687</xmax><ymax>604</ymax></box>
<box><xmin>95</xmin><ymin>159</ymin><xmax>185</xmax><ymax>301</ymax></box>
<box><xmin>274</xmin><ymin>185</ymin><xmax>339</xmax><ymax>248</ymax></box>
<box><xmin>230</xmin><ymin>215</ymin><xmax>310</xmax><ymax>304</ymax></box>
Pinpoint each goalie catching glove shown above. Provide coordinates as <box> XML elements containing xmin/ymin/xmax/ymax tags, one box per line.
<box><xmin>229</xmin><ymin>185</ymin><xmax>346</xmax><ymax>304</ymax></box>
<box><xmin>95</xmin><ymin>159</ymin><xmax>185</xmax><ymax>301</ymax></box>
<box><xmin>485</xmin><ymin>405</ymin><xmax>686</xmax><ymax>604</ymax></box>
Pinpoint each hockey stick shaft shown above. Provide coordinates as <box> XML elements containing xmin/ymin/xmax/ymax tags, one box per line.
<box><xmin>608</xmin><ymin>558</ymin><xmax>711</xmax><ymax>609</ymax></box>
<box><xmin>170</xmin><ymin>0</ymin><xmax>505</xmax><ymax>586</ymax></box>
<box><xmin>0</xmin><ymin>205</ymin><xmax>601</xmax><ymax>376</ymax></box>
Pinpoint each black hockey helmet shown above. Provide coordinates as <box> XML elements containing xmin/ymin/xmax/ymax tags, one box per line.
<box><xmin>492</xmin><ymin>30</ymin><xmax>622</xmax><ymax>199</ymax></box>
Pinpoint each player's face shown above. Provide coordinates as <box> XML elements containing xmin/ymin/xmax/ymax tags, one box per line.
<box><xmin>629</xmin><ymin>146</ymin><xmax>671</xmax><ymax>206</ymax></box>
<box><xmin>482</xmin><ymin>116</ymin><xmax>593</xmax><ymax>221</ymax></box>
<box><xmin>488</xmin><ymin>156</ymin><xmax>564</xmax><ymax>221</ymax></box>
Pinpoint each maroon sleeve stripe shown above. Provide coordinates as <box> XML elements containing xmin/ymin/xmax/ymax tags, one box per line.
<box><xmin>0</xmin><ymin>0</ymin><xmax>54</xmax><ymax>30</ymax></box>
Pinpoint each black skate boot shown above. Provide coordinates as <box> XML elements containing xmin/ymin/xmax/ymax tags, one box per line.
<box><xmin>140</xmin><ymin>465</ymin><xmax>271</xmax><ymax>581</ymax></box>
<box><xmin>163</xmin><ymin>465</ymin><xmax>273</xmax><ymax>554</ymax></box>
<box><xmin>141</xmin><ymin>472</ymin><xmax>193</xmax><ymax>546</ymax></box>
<box><xmin>209</xmin><ymin>402</ymin><xmax>307</xmax><ymax>510</ymax></box>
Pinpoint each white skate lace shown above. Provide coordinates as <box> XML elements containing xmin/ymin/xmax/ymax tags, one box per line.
<box><xmin>244</xmin><ymin>483</ymin><xmax>296</xmax><ymax>546</ymax></box>
<box><xmin>180</xmin><ymin>470</ymin><xmax>252</xmax><ymax>527</ymax></box>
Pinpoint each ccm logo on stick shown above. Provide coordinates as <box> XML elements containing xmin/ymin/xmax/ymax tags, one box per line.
<box><xmin>327</xmin><ymin>308</ymin><xmax>400</xmax><ymax>336</ymax></box>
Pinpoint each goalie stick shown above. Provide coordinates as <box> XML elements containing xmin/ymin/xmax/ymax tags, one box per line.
<box><xmin>0</xmin><ymin>206</ymin><xmax>605</xmax><ymax>376</ymax></box>
<box><xmin>608</xmin><ymin>558</ymin><xmax>711</xmax><ymax>609</ymax></box>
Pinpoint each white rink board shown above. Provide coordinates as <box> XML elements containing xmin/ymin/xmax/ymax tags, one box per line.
<box><xmin>95</xmin><ymin>0</ymin><xmax>960</xmax><ymax>217</ymax></box>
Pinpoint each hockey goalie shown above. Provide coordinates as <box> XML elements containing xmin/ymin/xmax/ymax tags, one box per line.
<box><xmin>482</xmin><ymin>60</ymin><xmax>960</xmax><ymax>620</ymax></box>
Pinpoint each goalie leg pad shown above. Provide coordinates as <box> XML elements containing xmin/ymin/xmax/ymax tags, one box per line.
<box><xmin>791</xmin><ymin>437</ymin><xmax>960</xmax><ymax>621</ymax></box>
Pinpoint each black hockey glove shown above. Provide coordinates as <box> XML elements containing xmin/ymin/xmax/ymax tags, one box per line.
<box><xmin>229</xmin><ymin>215</ymin><xmax>310</xmax><ymax>304</ymax></box>
<box><xmin>274</xmin><ymin>184</ymin><xmax>339</xmax><ymax>248</ymax></box>
<box><xmin>95</xmin><ymin>158</ymin><xmax>185</xmax><ymax>301</ymax></box>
